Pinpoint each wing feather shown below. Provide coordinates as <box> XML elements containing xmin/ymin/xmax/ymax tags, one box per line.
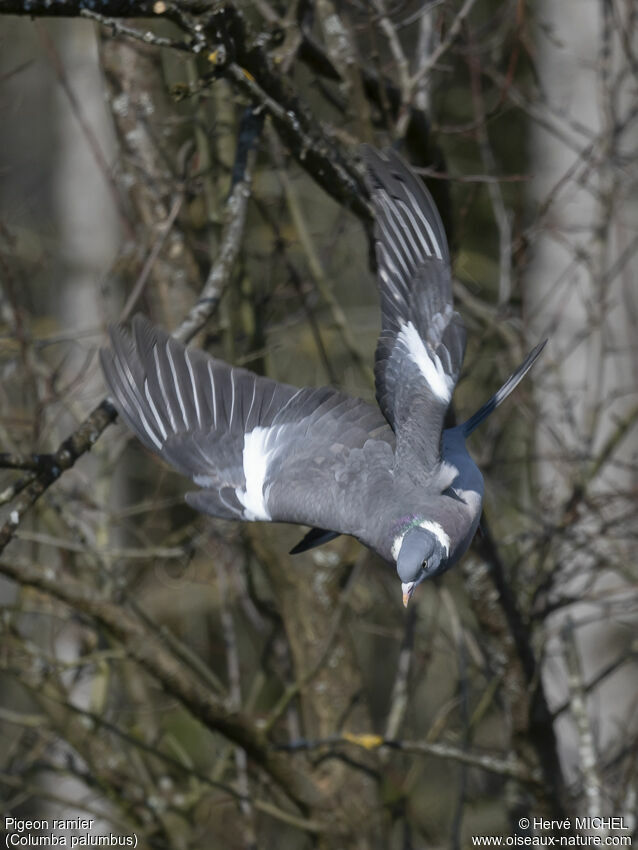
<box><xmin>362</xmin><ymin>146</ymin><xmax>466</xmax><ymax>472</ymax></box>
<box><xmin>101</xmin><ymin>316</ymin><xmax>395</xmax><ymax>534</ymax></box>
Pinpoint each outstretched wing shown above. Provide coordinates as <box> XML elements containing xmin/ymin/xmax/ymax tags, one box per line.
<box><xmin>100</xmin><ymin>316</ymin><xmax>395</xmax><ymax>538</ymax></box>
<box><xmin>363</xmin><ymin>146</ymin><xmax>466</xmax><ymax>473</ymax></box>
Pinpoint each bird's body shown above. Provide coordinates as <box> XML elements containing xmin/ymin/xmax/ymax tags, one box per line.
<box><xmin>101</xmin><ymin>147</ymin><xmax>545</xmax><ymax>604</ymax></box>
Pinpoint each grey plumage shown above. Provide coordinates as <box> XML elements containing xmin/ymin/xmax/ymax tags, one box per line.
<box><xmin>101</xmin><ymin>318</ymin><xmax>394</xmax><ymax>531</ymax></box>
<box><xmin>100</xmin><ymin>146</ymin><xmax>546</xmax><ymax>606</ymax></box>
<box><xmin>364</xmin><ymin>146</ymin><xmax>466</xmax><ymax>473</ymax></box>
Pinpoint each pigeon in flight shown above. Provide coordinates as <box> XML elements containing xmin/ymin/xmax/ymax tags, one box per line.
<box><xmin>101</xmin><ymin>147</ymin><xmax>545</xmax><ymax>606</ymax></box>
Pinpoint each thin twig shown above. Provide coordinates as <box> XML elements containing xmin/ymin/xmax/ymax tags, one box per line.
<box><xmin>176</xmin><ymin>109</ymin><xmax>262</xmax><ymax>344</ymax></box>
<box><xmin>35</xmin><ymin>21</ymin><xmax>134</xmax><ymax>234</ymax></box>
<box><xmin>263</xmin><ymin>560</ymin><xmax>362</xmax><ymax>734</ymax></box>
<box><xmin>562</xmin><ymin>619</ymin><xmax>603</xmax><ymax>820</ymax></box>
<box><xmin>408</xmin><ymin>0</ymin><xmax>479</xmax><ymax>96</ymax></box>
<box><xmin>0</xmin><ymin>554</ymin><xmax>323</xmax><ymax>810</ymax></box>
<box><xmin>120</xmin><ymin>194</ymin><xmax>185</xmax><ymax>322</ymax></box>
<box><xmin>371</xmin><ymin>0</ymin><xmax>411</xmax><ymax>136</ymax></box>
<box><xmin>215</xmin><ymin>552</ymin><xmax>257</xmax><ymax>844</ymax></box>
<box><xmin>383</xmin><ymin>604</ymin><xmax>416</xmax><ymax>741</ymax></box>
<box><xmin>276</xmin><ymin>733</ymin><xmax>541</xmax><ymax>785</ymax></box>
<box><xmin>267</xmin><ymin>127</ymin><xmax>373</xmax><ymax>386</ymax></box>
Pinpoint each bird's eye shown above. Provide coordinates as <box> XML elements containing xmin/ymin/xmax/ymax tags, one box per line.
<box><xmin>421</xmin><ymin>559</ymin><xmax>428</xmax><ymax>569</ymax></box>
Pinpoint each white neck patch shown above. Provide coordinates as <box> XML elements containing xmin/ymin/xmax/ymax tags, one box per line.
<box><xmin>391</xmin><ymin>519</ymin><xmax>451</xmax><ymax>562</ymax></box>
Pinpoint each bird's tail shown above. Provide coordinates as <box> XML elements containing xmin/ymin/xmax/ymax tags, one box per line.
<box><xmin>461</xmin><ymin>340</ymin><xmax>547</xmax><ymax>437</ymax></box>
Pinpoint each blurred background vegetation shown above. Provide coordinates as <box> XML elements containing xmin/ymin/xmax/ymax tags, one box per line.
<box><xmin>0</xmin><ymin>0</ymin><xmax>637</xmax><ymax>847</ymax></box>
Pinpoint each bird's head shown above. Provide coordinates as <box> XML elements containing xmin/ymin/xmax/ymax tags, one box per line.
<box><xmin>396</xmin><ymin>527</ymin><xmax>448</xmax><ymax>607</ymax></box>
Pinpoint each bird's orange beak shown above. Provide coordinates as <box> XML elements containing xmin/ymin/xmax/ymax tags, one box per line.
<box><xmin>402</xmin><ymin>582</ymin><xmax>415</xmax><ymax>608</ymax></box>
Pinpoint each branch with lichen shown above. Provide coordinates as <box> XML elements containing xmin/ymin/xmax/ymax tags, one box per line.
<box><xmin>274</xmin><ymin>731</ymin><xmax>542</xmax><ymax>786</ymax></box>
<box><xmin>0</xmin><ymin>110</ymin><xmax>324</xmax><ymax>813</ymax></box>
<box><xmin>0</xmin><ymin>552</ymin><xmax>323</xmax><ymax>810</ymax></box>
<box><xmin>0</xmin><ymin>0</ymin><xmax>371</xmax><ymax>221</ymax></box>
